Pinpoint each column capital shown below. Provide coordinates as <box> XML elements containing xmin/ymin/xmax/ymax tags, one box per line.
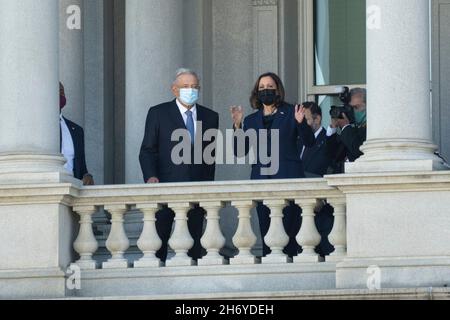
<box><xmin>135</xmin><ymin>203</ymin><xmax>161</xmax><ymax>211</ymax></box>
<box><xmin>231</xmin><ymin>200</ymin><xmax>256</xmax><ymax>209</ymax></box>
<box><xmin>167</xmin><ymin>202</ymin><xmax>193</xmax><ymax>211</ymax></box>
<box><xmin>294</xmin><ymin>199</ymin><xmax>317</xmax><ymax>208</ymax></box>
<box><xmin>263</xmin><ymin>199</ymin><xmax>289</xmax><ymax>208</ymax></box>
<box><xmin>104</xmin><ymin>204</ymin><xmax>129</xmax><ymax>213</ymax></box>
<box><xmin>73</xmin><ymin>205</ymin><xmax>98</xmax><ymax>214</ymax></box>
<box><xmin>200</xmin><ymin>201</ymin><xmax>224</xmax><ymax>210</ymax></box>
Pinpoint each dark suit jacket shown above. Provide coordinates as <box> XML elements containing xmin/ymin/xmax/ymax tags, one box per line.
<box><xmin>327</xmin><ymin>124</ymin><xmax>366</xmax><ymax>174</ymax></box>
<box><xmin>139</xmin><ymin>100</ymin><xmax>219</xmax><ymax>183</ymax></box>
<box><xmin>340</xmin><ymin>124</ymin><xmax>366</xmax><ymax>162</ymax></box>
<box><xmin>236</xmin><ymin>103</ymin><xmax>315</xmax><ymax>180</ymax></box>
<box><xmin>62</xmin><ymin>117</ymin><xmax>89</xmax><ymax>180</ymax></box>
<box><xmin>301</xmin><ymin>128</ymin><xmax>330</xmax><ymax>178</ymax></box>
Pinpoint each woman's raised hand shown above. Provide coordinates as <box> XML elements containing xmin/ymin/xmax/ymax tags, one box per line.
<box><xmin>295</xmin><ymin>104</ymin><xmax>306</xmax><ymax>124</ymax></box>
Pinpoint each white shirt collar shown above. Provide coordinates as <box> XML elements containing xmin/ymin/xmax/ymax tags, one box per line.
<box><xmin>314</xmin><ymin>127</ymin><xmax>324</xmax><ymax>139</ymax></box>
<box><xmin>59</xmin><ymin>113</ymin><xmax>75</xmax><ymax>174</ymax></box>
<box><xmin>176</xmin><ymin>99</ymin><xmax>197</xmax><ymax>116</ymax></box>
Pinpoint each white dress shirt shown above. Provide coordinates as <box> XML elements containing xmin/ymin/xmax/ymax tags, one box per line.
<box><xmin>301</xmin><ymin>127</ymin><xmax>323</xmax><ymax>160</ymax></box>
<box><xmin>176</xmin><ymin>99</ymin><xmax>198</xmax><ymax>135</ymax></box>
<box><xmin>60</xmin><ymin>114</ymin><xmax>75</xmax><ymax>174</ymax></box>
<box><xmin>326</xmin><ymin>124</ymin><xmax>351</xmax><ymax>137</ymax></box>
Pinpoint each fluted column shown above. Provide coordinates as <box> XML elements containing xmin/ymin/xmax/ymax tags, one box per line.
<box><xmin>347</xmin><ymin>0</ymin><xmax>445</xmax><ymax>174</ymax></box>
<box><xmin>198</xmin><ymin>201</ymin><xmax>227</xmax><ymax>266</ymax></box>
<box><xmin>72</xmin><ymin>206</ymin><xmax>99</xmax><ymax>270</ymax></box>
<box><xmin>166</xmin><ymin>203</ymin><xmax>195</xmax><ymax>267</ymax></box>
<box><xmin>0</xmin><ymin>0</ymin><xmax>70</xmax><ymax>184</ymax></box>
<box><xmin>230</xmin><ymin>201</ymin><xmax>257</xmax><ymax>265</ymax></box>
<box><xmin>294</xmin><ymin>199</ymin><xmax>321</xmax><ymax>263</ymax></box>
<box><xmin>103</xmin><ymin>205</ymin><xmax>130</xmax><ymax>269</ymax></box>
<box><xmin>125</xmin><ymin>0</ymin><xmax>184</xmax><ymax>183</ymax></box>
<box><xmin>134</xmin><ymin>203</ymin><xmax>163</xmax><ymax>268</ymax></box>
<box><xmin>262</xmin><ymin>200</ymin><xmax>290</xmax><ymax>264</ymax></box>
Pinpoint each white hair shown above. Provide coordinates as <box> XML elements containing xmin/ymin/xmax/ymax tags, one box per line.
<box><xmin>173</xmin><ymin>68</ymin><xmax>200</xmax><ymax>85</ymax></box>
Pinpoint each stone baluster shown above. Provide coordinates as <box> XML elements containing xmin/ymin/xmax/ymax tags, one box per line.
<box><xmin>327</xmin><ymin>199</ymin><xmax>347</xmax><ymax>262</ymax></box>
<box><xmin>230</xmin><ymin>201</ymin><xmax>257</xmax><ymax>265</ymax></box>
<box><xmin>166</xmin><ymin>203</ymin><xmax>195</xmax><ymax>267</ymax></box>
<box><xmin>198</xmin><ymin>201</ymin><xmax>227</xmax><ymax>266</ymax></box>
<box><xmin>72</xmin><ymin>206</ymin><xmax>99</xmax><ymax>270</ymax></box>
<box><xmin>262</xmin><ymin>200</ymin><xmax>290</xmax><ymax>264</ymax></box>
<box><xmin>134</xmin><ymin>203</ymin><xmax>163</xmax><ymax>268</ymax></box>
<box><xmin>102</xmin><ymin>205</ymin><xmax>130</xmax><ymax>269</ymax></box>
<box><xmin>294</xmin><ymin>199</ymin><xmax>322</xmax><ymax>263</ymax></box>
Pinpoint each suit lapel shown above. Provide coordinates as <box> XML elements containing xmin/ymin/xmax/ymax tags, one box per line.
<box><xmin>271</xmin><ymin>105</ymin><xmax>287</xmax><ymax>130</ymax></box>
<box><xmin>303</xmin><ymin>128</ymin><xmax>326</xmax><ymax>164</ymax></box>
<box><xmin>62</xmin><ymin>117</ymin><xmax>77</xmax><ymax>141</ymax></box>
<box><xmin>196</xmin><ymin>105</ymin><xmax>205</xmax><ymax>130</ymax></box>
<box><xmin>196</xmin><ymin>105</ymin><xmax>209</xmax><ymax>142</ymax></box>
<box><xmin>168</xmin><ymin>99</ymin><xmax>188</xmax><ymax>130</ymax></box>
<box><xmin>254</xmin><ymin>109</ymin><xmax>264</xmax><ymax>131</ymax></box>
<box><xmin>62</xmin><ymin>117</ymin><xmax>79</xmax><ymax>175</ymax></box>
<box><xmin>253</xmin><ymin>105</ymin><xmax>286</xmax><ymax>132</ymax></box>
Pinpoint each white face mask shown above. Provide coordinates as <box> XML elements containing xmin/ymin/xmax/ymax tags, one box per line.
<box><xmin>179</xmin><ymin>88</ymin><xmax>199</xmax><ymax>106</ymax></box>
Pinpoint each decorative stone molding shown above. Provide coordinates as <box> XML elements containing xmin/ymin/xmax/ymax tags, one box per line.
<box><xmin>252</xmin><ymin>0</ymin><xmax>278</xmax><ymax>6</ymax></box>
<box><xmin>253</xmin><ymin>0</ymin><xmax>279</xmax><ymax>79</ymax></box>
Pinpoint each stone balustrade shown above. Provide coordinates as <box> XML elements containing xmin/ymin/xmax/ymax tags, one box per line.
<box><xmin>70</xmin><ymin>179</ymin><xmax>346</xmax><ymax>270</ymax></box>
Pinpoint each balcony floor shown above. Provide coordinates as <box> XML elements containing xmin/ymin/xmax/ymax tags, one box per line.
<box><xmin>60</xmin><ymin>287</ymin><xmax>450</xmax><ymax>300</ymax></box>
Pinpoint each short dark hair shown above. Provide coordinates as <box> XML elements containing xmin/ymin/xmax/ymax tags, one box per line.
<box><xmin>250</xmin><ymin>72</ymin><xmax>286</xmax><ymax>110</ymax></box>
<box><xmin>302</xmin><ymin>101</ymin><xmax>322</xmax><ymax>118</ymax></box>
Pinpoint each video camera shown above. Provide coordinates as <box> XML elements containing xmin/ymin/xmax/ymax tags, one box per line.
<box><xmin>329</xmin><ymin>86</ymin><xmax>355</xmax><ymax>124</ymax></box>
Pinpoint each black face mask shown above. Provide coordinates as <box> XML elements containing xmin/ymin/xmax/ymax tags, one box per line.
<box><xmin>258</xmin><ymin>89</ymin><xmax>278</xmax><ymax>106</ymax></box>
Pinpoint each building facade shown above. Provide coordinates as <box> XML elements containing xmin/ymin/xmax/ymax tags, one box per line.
<box><xmin>54</xmin><ymin>0</ymin><xmax>450</xmax><ymax>185</ymax></box>
<box><xmin>1</xmin><ymin>0</ymin><xmax>450</xmax><ymax>299</ymax></box>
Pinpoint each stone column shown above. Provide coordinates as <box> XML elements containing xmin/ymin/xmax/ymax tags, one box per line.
<box><xmin>125</xmin><ymin>0</ymin><xmax>184</xmax><ymax>183</ymax></box>
<box><xmin>330</xmin><ymin>1</ymin><xmax>450</xmax><ymax>291</ymax></box>
<box><xmin>59</xmin><ymin>0</ymin><xmax>85</xmax><ymax>127</ymax></box>
<box><xmin>0</xmin><ymin>1</ymin><xmax>78</xmax><ymax>299</ymax></box>
<box><xmin>346</xmin><ymin>0</ymin><xmax>445</xmax><ymax>174</ymax></box>
<box><xmin>0</xmin><ymin>0</ymin><xmax>71</xmax><ymax>184</ymax></box>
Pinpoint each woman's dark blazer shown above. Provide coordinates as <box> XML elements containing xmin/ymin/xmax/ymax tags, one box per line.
<box><xmin>236</xmin><ymin>102</ymin><xmax>315</xmax><ymax>180</ymax></box>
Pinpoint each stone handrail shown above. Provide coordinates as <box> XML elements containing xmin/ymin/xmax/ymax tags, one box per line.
<box><xmin>69</xmin><ymin>179</ymin><xmax>346</xmax><ymax>269</ymax></box>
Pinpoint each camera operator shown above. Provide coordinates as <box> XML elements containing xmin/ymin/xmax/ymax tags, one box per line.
<box><xmin>327</xmin><ymin>87</ymin><xmax>367</xmax><ymax>174</ymax></box>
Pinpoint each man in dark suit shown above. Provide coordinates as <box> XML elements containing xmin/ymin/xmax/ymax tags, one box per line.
<box><xmin>326</xmin><ymin>88</ymin><xmax>367</xmax><ymax>174</ymax></box>
<box><xmin>60</xmin><ymin>82</ymin><xmax>94</xmax><ymax>185</ymax></box>
<box><xmin>301</xmin><ymin>102</ymin><xmax>331</xmax><ymax>178</ymax></box>
<box><xmin>139</xmin><ymin>68</ymin><xmax>219</xmax><ymax>262</ymax></box>
<box><xmin>301</xmin><ymin>102</ymin><xmax>334</xmax><ymax>257</ymax></box>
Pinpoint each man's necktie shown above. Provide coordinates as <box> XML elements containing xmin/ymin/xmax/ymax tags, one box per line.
<box><xmin>185</xmin><ymin>110</ymin><xmax>195</xmax><ymax>145</ymax></box>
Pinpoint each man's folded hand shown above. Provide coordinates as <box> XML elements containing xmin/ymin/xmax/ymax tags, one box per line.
<box><xmin>147</xmin><ymin>177</ymin><xmax>160</xmax><ymax>184</ymax></box>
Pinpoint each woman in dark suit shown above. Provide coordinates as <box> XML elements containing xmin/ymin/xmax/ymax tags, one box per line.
<box><xmin>230</xmin><ymin>72</ymin><xmax>315</xmax><ymax>257</ymax></box>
